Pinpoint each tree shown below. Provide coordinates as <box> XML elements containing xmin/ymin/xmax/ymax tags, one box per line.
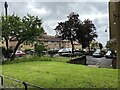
<box><xmin>99</xmin><ymin>43</ymin><xmax>103</xmax><ymax>50</ymax></box>
<box><xmin>1</xmin><ymin>14</ymin><xmax>44</xmax><ymax>60</ymax></box>
<box><xmin>1</xmin><ymin>15</ymin><xmax>11</xmax><ymax>58</ymax></box>
<box><xmin>54</xmin><ymin>13</ymin><xmax>98</xmax><ymax>52</ymax></box>
<box><xmin>90</xmin><ymin>40</ymin><xmax>98</xmax><ymax>50</ymax></box>
<box><xmin>77</xmin><ymin>19</ymin><xmax>98</xmax><ymax>49</ymax></box>
<box><xmin>35</xmin><ymin>42</ymin><xmax>45</xmax><ymax>56</ymax></box>
<box><xmin>54</xmin><ymin>12</ymin><xmax>82</xmax><ymax>54</ymax></box>
<box><xmin>105</xmin><ymin>41</ymin><xmax>110</xmax><ymax>49</ymax></box>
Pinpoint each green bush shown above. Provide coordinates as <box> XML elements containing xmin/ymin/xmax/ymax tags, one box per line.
<box><xmin>35</xmin><ymin>43</ymin><xmax>46</xmax><ymax>56</ymax></box>
<box><xmin>2</xmin><ymin>55</ymin><xmax>70</xmax><ymax>65</ymax></box>
<box><xmin>1</xmin><ymin>47</ymin><xmax>13</xmax><ymax>59</ymax></box>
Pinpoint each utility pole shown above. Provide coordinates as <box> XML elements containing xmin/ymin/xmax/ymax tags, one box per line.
<box><xmin>4</xmin><ymin>1</ymin><xmax>8</xmax><ymax>18</ymax></box>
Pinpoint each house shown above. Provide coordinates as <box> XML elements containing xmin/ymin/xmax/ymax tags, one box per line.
<box><xmin>0</xmin><ymin>33</ymin><xmax>82</xmax><ymax>51</ymax></box>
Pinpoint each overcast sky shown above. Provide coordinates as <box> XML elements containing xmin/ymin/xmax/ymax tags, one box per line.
<box><xmin>0</xmin><ymin>0</ymin><xmax>110</xmax><ymax>46</ymax></box>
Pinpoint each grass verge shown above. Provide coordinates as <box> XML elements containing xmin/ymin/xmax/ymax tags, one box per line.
<box><xmin>1</xmin><ymin>60</ymin><xmax>118</xmax><ymax>88</ymax></box>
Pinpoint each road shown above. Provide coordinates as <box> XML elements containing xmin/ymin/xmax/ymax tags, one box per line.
<box><xmin>86</xmin><ymin>56</ymin><xmax>113</xmax><ymax>68</ymax></box>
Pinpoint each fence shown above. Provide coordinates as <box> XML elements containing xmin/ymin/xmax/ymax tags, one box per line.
<box><xmin>0</xmin><ymin>74</ymin><xmax>47</xmax><ymax>90</ymax></box>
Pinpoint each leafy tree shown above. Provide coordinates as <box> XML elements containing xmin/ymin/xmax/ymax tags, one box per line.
<box><xmin>90</xmin><ymin>40</ymin><xmax>98</xmax><ymax>50</ymax></box>
<box><xmin>1</xmin><ymin>15</ymin><xmax>9</xmax><ymax>50</ymax></box>
<box><xmin>55</xmin><ymin>12</ymin><xmax>98</xmax><ymax>52</ymax></box>
<box><xmin>54</xmin><ymin>12</ymin><xmax>82</xmax><ymax>54</ymax></box>
<box><xmin>1</xmin><ymin>15</ymin><xmax>11</xmax><ymax>59</ymax></box>
<box><xmin>1</xmin><ymin>47</ymin><xmax>13</xmax><ymax>58</ymax></box>
<box><xmin>99</xmin><ymin>43</ymin><xmax>103</xmax><ymax>50</ymax></box>
<box><xmin>1</xmin><ymin>14</ymin><xmax>44</xmax><ymax>60</ymax></box>
<box><xmin>105</xmin><ymin>41</ymin><xmax>110</xmax><ymax>49</ymax></box>
<box><xmin>77</xmin><ymin>19</ymin><xmax>98</xmax><ymax>49</ymax></box>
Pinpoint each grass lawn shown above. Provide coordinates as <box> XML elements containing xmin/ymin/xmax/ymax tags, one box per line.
<box><xmin>1</xmin><ymin>57</ymin><xmax>118</xmax><ymax>89</ymax></box>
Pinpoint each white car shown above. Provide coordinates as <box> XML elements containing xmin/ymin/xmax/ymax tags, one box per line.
<box><xmin>58</xmin><ymin>48</ymin><xmax>72</xmax><ymax>56</ymax></box>
<box><xmin>58</xmin><ymin>48</ymin><xmax>72</xmax><ymax>53</ymax></box>
<box><xmin>105</xmin><ymin>51</ymin><xmax>113</xmax><ymax>59</ymax></box>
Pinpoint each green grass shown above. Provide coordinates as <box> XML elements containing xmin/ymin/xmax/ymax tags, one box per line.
<box><xmin>1</xmin><ymin>59</ymin><xmax>118</xmax><ymax>88</ymax></box>
<box><xmin>2</xmin><ymin>55</ymin><xmax>70</xmax><ymax>64</ymax></box>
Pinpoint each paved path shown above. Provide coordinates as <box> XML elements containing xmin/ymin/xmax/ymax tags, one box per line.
<box><xmin>86</xmin><ymin>56</ymin><xmax>113</xmax><ymax>68</ymax></box>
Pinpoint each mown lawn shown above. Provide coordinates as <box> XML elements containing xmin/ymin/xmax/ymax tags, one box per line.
<box><xmin>1</xmin><ymin>58</ymin><xmax>118</xmax><ymax>88</ymax></box>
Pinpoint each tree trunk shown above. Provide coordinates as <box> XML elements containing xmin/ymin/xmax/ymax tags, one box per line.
<box><xmin>4</xmin><ymin>37</ymin><xmax>9</xmax><ymax>59</ymax></box>
<box><xmin>4</xmin><ymin>37</ymin><xmax>9</xmax><ymax>50</ymax></box>
<box><xmin>88</xmin><ymin>40</ymin><xmax>90</xmax><ymax>51</ymax></box>
<box><xmin>70</xmin><ymin>39</ymin><xmax>74</xmax><ymax>54</ymax></box>
<box><xmin>10</xmin><ymin>42</ymin><xmax>21</xmax><ymax>60</ymax></box>
<box><xmin>81</xmin><ymin>39</ymin><xmax>87</xmax><ymax>49</ymax></box>
<box><xmin>81</xmin><ymin>39</ymin><xmax>84</xmax><ymax>49</ymax></box>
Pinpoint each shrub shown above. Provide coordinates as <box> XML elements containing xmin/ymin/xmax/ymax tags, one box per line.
<box><xmin>2</xmin><ymin>55</ymin><xmax>70</xmax><ymax>65</ymax></box>
<box><xmin>1</xmin><ymin>47</ymin><xmax>13</xmax><ymax>59</ymax></box>
<box><xmin>35</xmin><ymin>43</ymin><xmax>46</xmax><ymax>56</ymax></box>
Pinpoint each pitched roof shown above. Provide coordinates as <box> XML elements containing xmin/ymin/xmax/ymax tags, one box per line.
<box><xmin>40</xmin><ymin>35</ymin><xmax>62</xmax><ymax>42</ymax></box>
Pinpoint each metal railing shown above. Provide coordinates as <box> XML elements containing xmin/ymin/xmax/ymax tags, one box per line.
<box><xmin>0</xmin><ymin>74</ymin><xmax>47</xmax><ymax>90</ymax></box>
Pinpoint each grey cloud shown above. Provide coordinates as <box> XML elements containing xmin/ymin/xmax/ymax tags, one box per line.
<box><xmin>0</xmin><ymin>2</ymin><xmax>4</xmax><ymax>15</ymax></box>
<box><xmin>34</xmin><ymin>2</ymin><xmax>73</xmax><ymax>20</ymax></box>
<box><xmin>0</xmin><ymin>1</ymin><xmax>109</xmax><ymax>46</ymax></box>
<box><xmin>93</xmin><ymin>16</ymin><xmax>108</xmax><ymax>29</ymax></box>
<box><xmin>43</xmin><ymin>24</ymin><xmax>56</xmax><ymax>35</ymax></box>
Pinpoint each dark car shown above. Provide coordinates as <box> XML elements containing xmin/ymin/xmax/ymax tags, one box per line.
<box><xmin>24</xmin><ymin>49</ymin><xmax>35</xmax><ymax>55</ymax></box>
<box><xmin>58</xmin><ymin>48</ymin><xmax>83</xmax><ymax>57</ymax></box>
<box><xmin>92</xmin><ymin>49</ymin><xmax>104</xmax><ymax>58</ymax></box>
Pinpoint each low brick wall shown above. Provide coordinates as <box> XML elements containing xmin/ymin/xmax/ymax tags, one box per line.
<box><xmin>69</xmin><ymin>55</ymin><xmax>87</xmax><ymax>65</ymax></box>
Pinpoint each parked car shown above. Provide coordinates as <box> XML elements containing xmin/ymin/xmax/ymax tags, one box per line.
<box><xmin>105</xmin><ymin>50</ymin><xmax>116</xmax><ymax>59</ymax></box>
<box><xmin>74</xmin><ymin>49</ymin><xmax>84</xmax><ymax>56</ymax></box>
<box><xmin>24</xmin><ymin>49</ymin><xmax>35</xmax><ymax>55</ymax></box>
<box><xmin>58</xmin><ymin>48</ymin><xmax>83</xmax><ymax>57</ymax></box>
<box><xmin>92</xmin><ymin>49</ymin><xmax>104</xmax><ymax>58</ymax></box>
<box><xmin>48</xmin><ymin>49</ymin><xmax>59</xmax><ymax>57</ymax></box>
<box><xmin>105</xmin><ymin>51</ymin><xmax>113</xmax><ymax>59</ymax></box>
<box><xmin>15</xmin><ymin>50</ymin><xmax>26</xmax><ymax>57</ymax></box>
<box><xmin>58</xmin><ymin>48</ymin><xmax>72</xmax><ymax>56</ymax></box>
<box><xmin>58</xmin><ymin>48</ymin><xmax>72</xmax><ymax>53</ymax></box>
